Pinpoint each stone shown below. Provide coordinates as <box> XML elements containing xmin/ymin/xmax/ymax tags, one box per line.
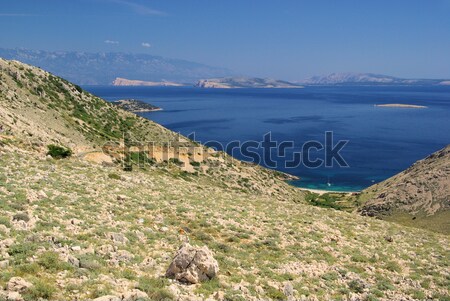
<box><xmin>71</xmin><ymin>245</ymin><xmax>81</xmax><ymax>251</ymax></box>
<box><xmin>92</xmin><ymin>296</ymin><xmax>121</xmax><ymax>301</ymax></box>
<box><xmin>7</xmin><ymin>291</ymin><xmax>23</xmax><ymax>301</ymax></box>
<box><xmin>67</xmin><ymin>255</ymin><xmax>80</xmax><ymax>268</ymax></box>
<box><xmin>121</xmin><ymin>289</ymin><xmax>149</xmax><ymax>301</ymax></box>
<box><xmin>109</xmin><ymin>232</ymin><xmax>129</xmax><ymax>245</ymax></box>
<box><xmin>0</xmin><ymin>260</ymin><xmax>9</xmax><ymax>268</ymax></box>
<box><xmin>283</xmin><ymin>282</ymin><xmax>294</xmax><ymax>297</ymax></box>
<box><xmin>7</xmin><ymin>277</ymin><xmax>33</xmax><ymax>293</ymax></box>
<box><xmin>165</xmin><ymin>243</ymin><xmax>219</xmax><ymax>284</ymax></box>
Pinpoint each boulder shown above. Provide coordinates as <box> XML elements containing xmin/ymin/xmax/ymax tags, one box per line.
<box><xmin>109</xmin><ymin>232</ymin><xmax>129</xmax><ymax>245</ymax></box>
<box><xmin>165</xmin><ymin>243</ymin><xmax>219</xmax><ymax>284</ymax></box>
<box><xmin>7</xmin><ymin>277</ymin><xmax>32</xmax><ymax>293</ymax></box>
<box><xmin>120</xmin><ymin>289</ymin><xmax>149</xmax><ymax>301</ymax></box>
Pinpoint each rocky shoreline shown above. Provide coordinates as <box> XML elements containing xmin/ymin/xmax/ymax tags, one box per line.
<box><xmin>111</xmin><ymin>99</ymin><xmax>162</xmax><ymax>113</ymax></box>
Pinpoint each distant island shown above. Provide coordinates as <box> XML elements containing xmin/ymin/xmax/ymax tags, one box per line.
<box><xmin>375</xmin><ymin>103</ymin><xmax>428</xmax><ymax>109</ymax></box>
<box><xmin>112</xmin><ymin>77</ymin><xmax>186</xmax><ymax>87</ymax></box>
<box><xmin>297</xmin><ymin>72</ymin><xmax>450</xmax><ymax>86</ymax></box>
<box><xmin>195</xmin><ymin>77</ymin><xmax>303</xmax><ymax>89</ymax></box>
<box><xmin>111</xmin><ymin>99</ymin><xmax>162</xmax><ymax>112</ymax></box>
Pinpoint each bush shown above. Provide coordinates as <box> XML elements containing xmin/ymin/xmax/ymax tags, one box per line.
<box><xmin>108</xmin><ymin>173</ymin><xmax>121</xmax><ymax>180</ymax></box>
<box><xmin>74</xmin><ymin>85</ymin><xmax>83</xmax><ymax>93</ymax></box>
<box><xmin>38</xmin><ymin>251</ymin><xmax>69</xmax><ymax>272</ymax></box>
<box><xmin>13</xmin><ymin>212</ymin><xmax>29</xmax><ymax>222</ymax></box>
<box><xmin>47</xmin><ymin>145</ymin><xmax>72</xmax><ymax>159</ymax></box>
<box><xmin>0</xmin><ymin>216</ymin><xmax>11</xmax><ymax>228</ymax></box>
<box><xmin>23</xmin><ymin>279</ymin><xmax>56</xmax><ymax>301</ymax></box>
<box><xmin>348</xmin><ymin>279</ymin><xmax>365</xmax><ymax>293</ymax></box>
<box><xmin>137</xmin><ymin>276</ymin><xmax>174</xmax><ymax>301</ymax></box>
<box><xmin>8</xmin><ymin>242</ymin><xmax>37</xmax><ymax>264</ymax></box>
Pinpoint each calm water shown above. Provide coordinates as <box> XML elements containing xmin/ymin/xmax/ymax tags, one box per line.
<box><xmin>85</xmin><ymin>86</ymin><xmax>450</xmax><ymax>192</ymax></box>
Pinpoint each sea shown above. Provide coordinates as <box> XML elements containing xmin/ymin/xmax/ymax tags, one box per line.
<box><xmin>84</xmin><ymin>85</ymin><xmax>450</xmax><ymax>192</ymax></box>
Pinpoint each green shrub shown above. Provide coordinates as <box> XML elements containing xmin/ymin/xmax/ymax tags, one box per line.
<box><xmin>23</xmin><ymin>279</ymin><xmax>56</xmax><ymax>301</ymax></box>
<box><xmin>108</xmin><ymin>173</ymin><xmax>121</xmax><ymax>180</ymax></box>
<box><xmin>0</xmin><ymin>216</ymin><xmax>11</xmax><ymax>228</ymax></box>
<box><xmin>224</xmin><ymin>290</ymin><xmax>246</xmax><ymax>301</ymax></box>
<box><xmin>74</xmin><ymin>85</ymin><xmax>83</xmax><ymax>93</ymax></box>
<box><xmin>38</xmin><ymin>251</ymin><xmax>69</xmax><ymax>272</ymax></box>
<box><xmin>137</xmin><ymin>276</ymin><xmax>174</xmax><ymax>301</ymax></box>
<box><xmin>348</xmin><ymin>279</ymin><xmax>365</xmax><ymax>293</ymax></box>
<box><xmin>47</xmin><ymin>145</ymin><xmax>72</xmax><ymax>159</ymax></box>
<box><xmin>265</xmin><ymin>287</ymin><xmax>286</xmax><ymax>300</ymax></box>
<box><xmin>13</xmin><ymin>212</ymin><xmax>29</xmax><ymax>222</ymax></box>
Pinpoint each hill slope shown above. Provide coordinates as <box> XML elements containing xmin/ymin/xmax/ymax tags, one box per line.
<box><xmin>0</xmin><ymin>59</ymin><xmax>449</xmax><ymax>301</ymax></box>
<box><xmin>358</xmin><ymin>145</ymin><xmax>450</xmax><ymax>233</ymax></box>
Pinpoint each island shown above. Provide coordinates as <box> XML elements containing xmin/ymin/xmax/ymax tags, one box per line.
<box><xmin>195</xmin><ymin>77</ymin><xmax>303</xmax><ymax>89</ymax></box>
<box><xmin>375</xmin><ymin>103</ymin><xmax>428</xmax><ymax>109</ymax></box>
<box><xmin>111</xmin><ymin>99</ymin><xmax>162</xmax><ymax>113</ymax></box>
<box><xmin>112</xmin><ymin>77</ymin><xmax>185</xmax><ymax>87</ymax></box>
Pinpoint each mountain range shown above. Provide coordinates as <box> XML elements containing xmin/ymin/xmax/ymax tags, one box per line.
<box><xmin>297</xmin><ymin>72</ymin><xmax>450</xmax><ymax>86</ymax></box>
<box><xmin>0</xmin><ymin>48</ymin><xmax>233</xmax><ymax>85</ymax></box>
<box><xmin>2</xmin><ymin>48</ymin><xmax>449</xmax><ymax>87</ymax></box>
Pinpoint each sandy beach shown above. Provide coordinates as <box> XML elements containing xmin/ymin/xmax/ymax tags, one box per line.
<box><xmin>299</xmin><ymin>187</ymin><xmax>359</xmax><ymax>195</ymax></box>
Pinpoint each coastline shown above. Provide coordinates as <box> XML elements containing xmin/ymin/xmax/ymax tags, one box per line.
<box><xmin>298</xmin><ymin>187</ymin><xmax>359</xmax><ymax>195</ymax></box>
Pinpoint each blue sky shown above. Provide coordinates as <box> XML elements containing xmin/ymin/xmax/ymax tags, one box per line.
<box><xmin>1</xmin><ymin>0</ymin><xmax>450</xmax><ymax>80</ymax></box>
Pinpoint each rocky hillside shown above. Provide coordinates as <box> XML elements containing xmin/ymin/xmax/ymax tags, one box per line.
<box><xmin>358</xmin><ymin>145</ymin><xmax>450</xmax><ymax>234</ymax></box>
<box><xmin>195</xmin><ymin>77</ymin><xmax>303</xmax><ymax>89</ymax></box>
<box><xmin>0</xmin><ymin>59</ymin><xmax>449</xmax><ymax>301</ymax></box>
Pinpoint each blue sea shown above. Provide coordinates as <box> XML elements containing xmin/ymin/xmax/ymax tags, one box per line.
<box><xmin>84</xmin><ymin>86</ymin><xmax>450</xmax><ymax>192</ymax></box>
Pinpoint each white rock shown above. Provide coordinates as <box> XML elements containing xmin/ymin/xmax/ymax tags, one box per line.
<box><xmin>121</xmin><ymin>289</ymin><xmax>149</xmax><ymax>301</ymax></box>
<box><xmin>7</xmin><ymin>291</ymin><xmax>23</xmax><ymax>301</ymax></box>
<box><xmin>165</xmin><ymin>243</ymin><xmax>219</xmax><ymax>284</ymax></box>
<box><xmin>0</xmin><ymin>260</ymin><xmax>10</xmax><ymax>268</ymax></box>
<box><xmin>7</xmin><ymin>277</ymin><xmax>33</xmax><ymax>293</ymax></box>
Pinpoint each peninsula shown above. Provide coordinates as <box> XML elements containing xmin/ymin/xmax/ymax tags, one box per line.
<box><xmin>111</xmin><ymin>99</ymin><xmax>162</xmax><ymax>112</ymax></box>
<box><xmin>112</xmin><ymin>77</ymin><xmax>185</xmax><ymax>87</ymax></box>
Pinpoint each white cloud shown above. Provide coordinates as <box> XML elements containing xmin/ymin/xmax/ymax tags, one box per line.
<box><xmin>104</xmin><ymin>40</ymin><xmax>119</xmax><ymax>44</ymax></box>
<box><xmin>141</xmin><ymin>42</ymin><xmax>151</xmax><ymax>48</ymax></box>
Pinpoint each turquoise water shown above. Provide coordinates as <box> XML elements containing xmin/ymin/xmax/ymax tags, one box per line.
<box><xmin>85</xmin><ymin>86</ymin><xmax>450</xmax><ymax>192</ymax></box>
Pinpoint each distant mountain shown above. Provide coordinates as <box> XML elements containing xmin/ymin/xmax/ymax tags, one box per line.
<box><xmin>0</xmin><ymin>48</ymin><xmax>233</xmax><ymax>85</ymax></box>
<box><xmin>112</xmin><ymin>77</ymin><xmax>185</xmax><ymax>87</ymax></box>
<box><xmin>195</xmin><ymin>77</ymin><xmax>303</xmax><ymax>88</ymax></box>
<box><xmin>297</xmin><ymin>72</ymin><xmax>448</xmax><ymax>86</ymax></box>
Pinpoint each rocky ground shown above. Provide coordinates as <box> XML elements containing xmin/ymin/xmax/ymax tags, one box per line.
<box><xmin>0</xmin><ymin>142</ymin><xmax>448</xmax><ymax>301</ymax></box>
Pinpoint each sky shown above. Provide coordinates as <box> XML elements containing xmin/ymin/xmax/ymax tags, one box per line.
<box><xmin>1</xmin><ymin>0</ymin><xmax>450</xmax><ymax>80</ymax></box>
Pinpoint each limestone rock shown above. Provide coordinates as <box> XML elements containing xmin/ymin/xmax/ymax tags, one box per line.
<box><xmin>165</xmin><ymin>243</ymin><xmax>219</xmax><ymax>284</ymax></box>
<box><xmin>7</xmin><ymin>277</ymin><xmax>32</xmax><ymax>293</ymax></box>
<box><xmin>120</xmin><ymin>289</ymin><xmax>149</xmax><ymax>301</ymax></box>
<box><xmin>109</xmin><ymin>232</ymin><xmax>129</xmax><ymax>245</ymax></box>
